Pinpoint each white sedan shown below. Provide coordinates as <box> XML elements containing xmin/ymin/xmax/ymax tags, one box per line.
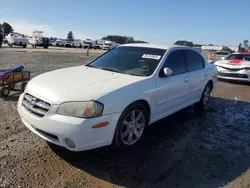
<box><xmin>214</xmin><ymin>52</ymin><xmax>250</xmax><ymax>82</ymax></box>
<box><xmin>17</xmin><ymin>44</ymin><xmax>217</xmax><ymax>152</ymax></box>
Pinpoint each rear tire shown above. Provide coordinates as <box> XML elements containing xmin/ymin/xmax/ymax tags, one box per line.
<box><xmin>195</xmin><ymin>83</ymin><xmax>212</xmax><ymax>111</ymax></box>
<box><xmin>113</xmin><ymin>103</ymin><xmax>149</xmax><ymax>150</ymax></box>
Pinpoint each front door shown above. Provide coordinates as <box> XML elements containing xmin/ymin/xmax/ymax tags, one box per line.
<box><xmin>154</xmin><ymin>50</ymin><xmax>190</xmax><ymax>120</ymax></box>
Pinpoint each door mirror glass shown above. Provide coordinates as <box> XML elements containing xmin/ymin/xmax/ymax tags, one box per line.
<box><xmin>221</xmin><ymin>57</ymin><xmax>225</xmax><ymax>60</ymax></box>
<box><xmin>163</xmin><ymin>67</ymin><xmax>173</xmax><ymax>76</ymax></box>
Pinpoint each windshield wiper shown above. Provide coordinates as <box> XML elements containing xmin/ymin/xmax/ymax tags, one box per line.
<box><xmin>99</xmin><ymin>68</ymin><xmax>121</xmax><ymax>73</ymax></box>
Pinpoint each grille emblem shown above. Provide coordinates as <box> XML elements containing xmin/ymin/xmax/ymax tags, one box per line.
<box><xmin>31</xmin><ymin>98</ymin><xmax>39</xmax><ymax>107</ymax></box>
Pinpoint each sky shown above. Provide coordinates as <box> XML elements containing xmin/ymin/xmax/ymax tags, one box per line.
<box><xmin>0</xmin><ymin>0</ymin><xmax>249</xmax><ymax>46</ymax></box>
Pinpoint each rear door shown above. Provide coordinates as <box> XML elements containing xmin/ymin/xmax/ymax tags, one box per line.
<box><xmin>154</xmin><ymin>50</ymin><xmax>190</xmax><ymax>119</ymax></box>
<box><xmin>184</xmin><ymin>49</ymin><xmax>207</xmax><ymax>103</ymax></box>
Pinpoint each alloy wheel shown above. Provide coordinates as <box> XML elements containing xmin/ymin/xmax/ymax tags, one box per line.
<box><xmin>203</xmin><ymin>86</ymin><xmax>211</xmax><ymax>106</ymax></box>
<box><xmin>120</xmin><ymin>110</ymin><xmax>146</xmax><ymax>145</ymax></box>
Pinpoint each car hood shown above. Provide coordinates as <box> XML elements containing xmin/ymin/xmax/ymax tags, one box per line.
<box><xmin>25</xmin><ymin>66</ymin><xmax>145</xmax><ymax>104</ymax></box>
<box><xmin>214</xmin><ymin>60</ymin><xmax>250</xmax><ymax>68</ymax></box>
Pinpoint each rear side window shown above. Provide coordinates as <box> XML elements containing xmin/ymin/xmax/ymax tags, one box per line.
<box><xmin>185</xmin><ymin>50</ymin><xmax>205</xmax><ymax>71</ymax></box>
<box><xmin>164</xmin><ymin>50</ymin><xmax>186</xmax><ymax>75</ymax></box>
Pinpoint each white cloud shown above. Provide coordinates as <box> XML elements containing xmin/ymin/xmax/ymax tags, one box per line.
<box><xmin>0</xmin><ymin>19</ymin><xmax>97</xmax><ymax>40</ymax></box>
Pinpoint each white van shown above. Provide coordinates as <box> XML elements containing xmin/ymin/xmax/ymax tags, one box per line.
<box><xmin>5</xmin><ymin>33</ymin><xmax>29</xmax><ymax>48</ymax></box>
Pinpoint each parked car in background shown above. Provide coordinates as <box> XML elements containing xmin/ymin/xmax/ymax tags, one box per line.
<box><xmin>101</xmin><ymin>40</ymin><xmax>119</xmax><ymax>50</ymax></box>
<box><xmin>215</xmin><ymin>50</ymin><xmax>231</xmax><ymax>55</ymax></box>
<box><xmin>73</xmin><ymin>39</ymin><xmax>83</xmax><ymax>48</ymax></box>
<box><xmin>83</xmin><ymin>39</ymin><xmax>94</xmax><ymax>49</ymax></box>
<box><xmin>54</xmin><ymin>40</ymin><xmax>64</xmax><ymax>47</ymax></box>
<box><xmin>17</xmin><ymin>44</ymin><xmax>217</xmax><ymax>152</ymax></box>
<box><xmin>64</xmin><ymin>41</ymin><xmax>73</xmax><ymax>48</ymax></box>
<box><xmin>5</xmin><ymin>33</ymin><xmax>29</xmax><ymax>48</ymax></box>
<box><xmin>214</xmin><ymin>52</ymin><xmax>250</xmax><ymax>82</ymax></box>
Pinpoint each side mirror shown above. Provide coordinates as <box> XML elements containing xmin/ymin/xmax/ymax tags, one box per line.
<box><xmin>163</xmin><ymin>67</ymin><xmax>173</xmax><ymax>76</ymax></box>
<box><xmin>221</xmin><ymin>57</ymin><xmax>225</xmax><ymax>60</ymax></box>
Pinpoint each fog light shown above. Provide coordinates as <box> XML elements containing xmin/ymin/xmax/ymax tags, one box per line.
<box><xmin>65</xmin><ymin>138</ymin><xmax>76</xmax><ymax>148</ymax></box>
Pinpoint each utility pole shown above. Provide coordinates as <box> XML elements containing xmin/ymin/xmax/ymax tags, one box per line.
<box><xmin>87</xmin><ymin>45</ymin><xmax>89</xmax><ymax>56</ymax></box>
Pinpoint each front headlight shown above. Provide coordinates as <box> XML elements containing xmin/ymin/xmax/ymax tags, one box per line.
<box><xmin>57</xmin><ymin>101</ymin><xmax>104</xmax><ymax>118</ymax></box>
<box><xmin>216</xmin><ymin>66</ymin><xmax>224</xmax><ymax>72</ymax></box>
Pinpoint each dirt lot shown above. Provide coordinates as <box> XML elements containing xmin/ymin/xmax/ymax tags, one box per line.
<box><xmin>0</xmin><ymin>48</ymin><xmax>250</xmax><ymax>188</ymax></box>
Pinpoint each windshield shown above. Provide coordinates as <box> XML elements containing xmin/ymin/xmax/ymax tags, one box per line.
<box><xmin>225</xmin><ymin>54</ymin><xmax>250</xmax><ymax>61</ymax></box>
<box><xmin>87</xmin><ymin>46</ymin><xmax>166</xmax><ymax>76</ymax></box>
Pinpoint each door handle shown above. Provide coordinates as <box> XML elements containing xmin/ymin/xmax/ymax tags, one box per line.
<box><xmin>184</xmin><ymin>78</ymin><xmax>189</xmax><ymax>83</ymax></box>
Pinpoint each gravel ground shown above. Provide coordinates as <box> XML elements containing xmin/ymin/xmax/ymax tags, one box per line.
<box><xmin>0</xmin><ymin>48</ymin><xmax>250</xmax><ymax>188</ymax></box>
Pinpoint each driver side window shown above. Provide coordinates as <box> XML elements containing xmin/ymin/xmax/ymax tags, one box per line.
<box><xmin>164</xmin><ymin>50</ymin><xmax>186</xmax><ymax>75</ymax></box>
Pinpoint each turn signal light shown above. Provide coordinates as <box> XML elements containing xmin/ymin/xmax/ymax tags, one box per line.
<box><xmin>92</xmin><ymin>121</ymin><xmax>109</xmax><ymax>129</ymax></box>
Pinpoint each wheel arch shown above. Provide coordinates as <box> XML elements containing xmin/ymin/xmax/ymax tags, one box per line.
<box><xmin>131</xmin><ymin>99</ymin><xmax>151</xmax><ymax>118</ymax></box>
<box><xmin>121</xmin><ymin>99</ymin><xmax>151</xmax><ymax>122</ymax></box>
<box><xmin>207</xmin><ymin>79</ymin><xmax>213</xmax><ymax>90</ymax></box>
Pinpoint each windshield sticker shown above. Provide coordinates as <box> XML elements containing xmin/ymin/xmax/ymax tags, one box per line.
<box><xmin>142</xmin><ymin>54</ymin><xmax>161</xmax><ymax>60</ymax></box>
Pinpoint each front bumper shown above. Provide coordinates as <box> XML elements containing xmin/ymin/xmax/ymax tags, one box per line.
<box><xmin>216</xmin><ymin>66</ymin><xmax>250</xmax><ymax>82</ymax></box>
<box><xmin>17</xmin><ymin>93</ymin><xmax>121</xmax><ymax>151</ymax></box>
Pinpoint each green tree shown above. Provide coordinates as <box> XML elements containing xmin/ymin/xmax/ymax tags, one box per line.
<box><xmin>174</xmin><ymin>40</ymin><xmax>194</xmax><ymax>47</ymax></box>
<box><xmin>243</xmin><ymin>40</ymin><xmax>249</xmax><ymax>51</ymax></box>
<box><xmin>2</xmin><ymin>22</ymin><xmax>14</xmax><ymax>36</ymax></box>
<box><xmin>238</xmin><ymin>43</ymin><xmax>243</xmax><ymax>52</ymax></box>
<box><xmin>102</xmin><ymin>35</ymin><xmax>147</xmax><ymax>44</ymax></box>
<box><xmin>67</xmin><ymin>31</ymin><xmax>74</xmax><ymax>41</ymax></box>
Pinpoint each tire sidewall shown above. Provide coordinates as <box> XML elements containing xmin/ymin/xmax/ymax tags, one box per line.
<box><xmin>202</xmin><ymin>84</ymin><xmax>211</xmax><ymax>107</ymax></box>
<box><xmin>196</xmin><ymin>83</ymin><xmax>212</xmax><ymax>110</ymax></box>
<box><xmin>113</xmin><ymin>103</ymin><xmax>149</xmax><ymax>150</ymax></box>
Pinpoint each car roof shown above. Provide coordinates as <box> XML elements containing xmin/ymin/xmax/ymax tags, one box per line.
<box><xmin>118</xmin><ymin>43</ymin><xmax>192</xmax><ymax>50</ymax></box>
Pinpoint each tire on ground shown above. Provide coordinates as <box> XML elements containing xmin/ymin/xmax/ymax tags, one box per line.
<box><xmin>195</xmin><ymin>82</ymin><xmax>212</xmax><ymax>111</ymax></box>
<box><xmin>113</xmin><ymin>102</ymin><xmax>149</xmax><ymax>150</ymax></box>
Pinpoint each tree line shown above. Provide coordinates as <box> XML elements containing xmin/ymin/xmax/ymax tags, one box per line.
<box><xmin>174</xmin><ymin>39</ymin><xmax>250</xmax><ymax>52</ymax></box>
<box><xmin>50</xmin><ymin>31</ymin><xmax>74</xmax><ymax>42</ymax></box>
<box><xmin>238</xmin><ymin>40</ymin><xmax>249</xmax><ymax>52</ymax></box>
<box><xmin>0</xmin><ymin>22</ymin><xmax>14</xmax><ymax>46</ymax></box>
<box><xmin>102</xmin><ymin>35</ymin><xmax>147</xmax><ymax>44</ymax></box>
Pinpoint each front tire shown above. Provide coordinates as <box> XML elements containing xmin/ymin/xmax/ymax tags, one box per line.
<box><xmin>113</xmin><ymin>103</ymin><xmax>149</xmax><ymax>150</ymax></box>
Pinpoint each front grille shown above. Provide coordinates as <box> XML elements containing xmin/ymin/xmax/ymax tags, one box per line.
<box><xmin>217</xmin><ymin>66</ymin><xmax>250</xmax><ymax>72</ymax></box>
<box><xmin>218</xmin><ymin>72</ymin><xmax>248</xmax><ymax>78</ymax></box>
<box><xmin>22</xmin><ymin>93</ymin><xmax>51</xmax><ymax>117</ymax></box>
